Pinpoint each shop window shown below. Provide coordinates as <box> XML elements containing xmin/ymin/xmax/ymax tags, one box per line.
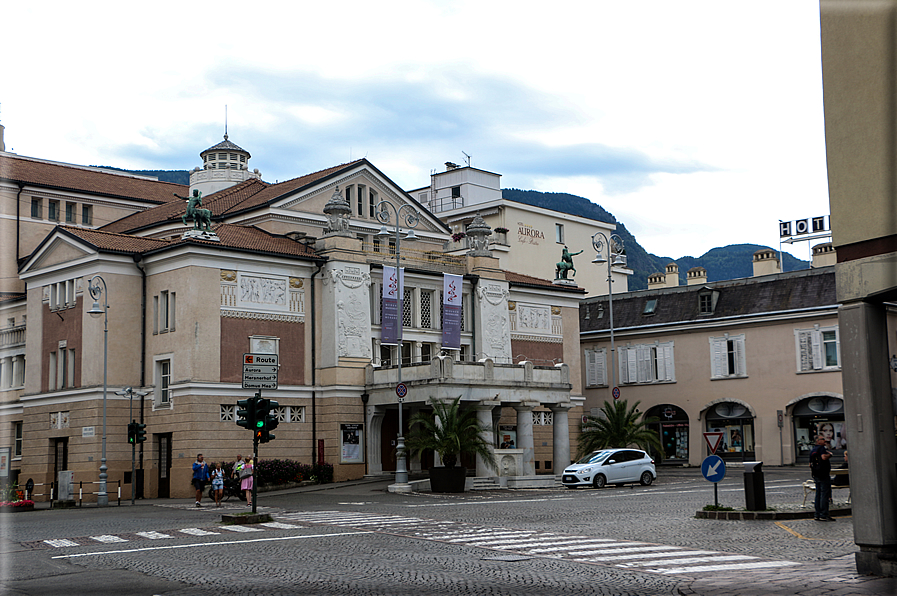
<box><xmin>646</xmin><ymin>404</ymin><xmax>689</xmax><ymax>462</ymax></box>
<box><xmin>705</xmin><ymin>402</ymin><xmax>754</xmax><ymax>458</ymax></box>
<box><xmin>709</xmin><ymin>334</ymin><xmax>746</xmax><ymax>378</ymax></box>
<box><xmin>792</xmin><ymin>396</ymin><xmax>846</xmax><ymax>459</ymax></box>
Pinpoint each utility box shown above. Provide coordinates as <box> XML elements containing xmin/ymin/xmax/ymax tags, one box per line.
<box><xmin>57</xmin><ymin>470</ymin><xmax>74</xmax><ymax>501</ymax></box>
<box><xmin>743</xmin><ymin>461</ymin><xmax>766</xmax><ymax>511</ymax></box>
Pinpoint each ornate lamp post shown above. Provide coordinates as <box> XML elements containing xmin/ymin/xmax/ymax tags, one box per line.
<box><xmin>376</xmin><ymin>200</ymin><xmax>420</xmax><ymax>486</ymax></box>
<box><xmin>86</xmin><ymin>275</ymin><xmax>110</xmax><ymax>506</ymax></box>
<box><xmin>591</xmin><ymin>232</ymin><xmax>626</xmax><ymax>395</ymax></box>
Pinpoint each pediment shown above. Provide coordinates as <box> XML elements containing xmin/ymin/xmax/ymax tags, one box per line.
<box><xmin>21</xmin><ymin>234</ymin><xmax>95</xmax><ymax>274</ymax></box>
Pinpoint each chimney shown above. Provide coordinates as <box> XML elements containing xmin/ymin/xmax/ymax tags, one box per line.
<box><xmin>647</xmin><ymin>272</ymin><xmax>666</xmax><ymax>289</ymax></box>
<box><xmin>687</xmin><ymin>266</ymin><xmax>708</xmax><ymax>286</ymax></box>
<box><xmin>665</xmin><ymin>263</ymin><xmax>680</xmax><ymax>287</ymax></box>
<box><xmin>752</xmin><ymin>249</ymin><xmax>781</xmax><ymax>276</ymax></box>
<box><xmin>811</xmin><ymin>242</ymin><xmax>836</xmax><ymax>267</ymax></box>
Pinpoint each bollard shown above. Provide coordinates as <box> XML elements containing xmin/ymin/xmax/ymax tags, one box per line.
<box><xmin>743</xmin><ymin>461</ymin><xmax>766</xmax><ymax>511</ymax></box>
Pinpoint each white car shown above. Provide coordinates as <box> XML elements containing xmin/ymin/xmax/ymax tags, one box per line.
<box><xmin>562</xmin><ymin>448</ymin><xmax>656</xmax><ymax>489</ymax></box>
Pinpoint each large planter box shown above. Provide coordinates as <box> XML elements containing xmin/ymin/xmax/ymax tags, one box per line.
<box><xmin>0</xmin><ymin>504</ymin><xmax>34</xmax><ymax>513</ymax></box>
<box><xmin>429</xmin><ymin>466</ymin><xmax>467</xmax><ymax>493</ymax></box>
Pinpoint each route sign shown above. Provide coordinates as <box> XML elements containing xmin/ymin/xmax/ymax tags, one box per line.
<box><xmin>611</xmin><ymin>387</ymin><xmax>621</xmax><ymax>400</ymax></box>
<box><xmin>703</xmin><ymin>431</ymin><xmax>725</xmax><ymax>454</ymax></box>
<box><xmin>243</xmin><ymin>353</ymin><xmax>279</xmax><ymax>389</ymax></box>
<box><xmin>701</xmin><ymin>455</ymin><xmax>726</xmax><ymax>483</ymax></box>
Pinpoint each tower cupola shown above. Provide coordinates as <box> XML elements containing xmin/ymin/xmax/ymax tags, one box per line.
<box><xmin>189</xmin><ymin>134</ymin><xmax>261</xmax><ymax>196</ymax></box>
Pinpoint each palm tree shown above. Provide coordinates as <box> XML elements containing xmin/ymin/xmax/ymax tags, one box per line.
<box><xmin>578</xmin><ymin>399</ymin><xmax>662</xmax><ymax>457</ymax></box>
<box><xmin>402</xmin><ymin>396</ymin><xmax>498</xmax><ymax>471</ymax></box>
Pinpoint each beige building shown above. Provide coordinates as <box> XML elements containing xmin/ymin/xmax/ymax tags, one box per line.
<box><xmin>579</xmin><ymin>248</ymin><xmax>882</xmax><ymax>468</ymax></box>
<box><xmin>408</xmin><ymin>163</ymin><xmax>631</xmax><ymax>297</ymax></box>
<box><xmin>2</xmin><ymin>136</ymin><xmax>586</xmax><ymax>500</ymax></box>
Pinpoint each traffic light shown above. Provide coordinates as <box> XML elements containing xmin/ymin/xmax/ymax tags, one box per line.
<box><xmin>261</xmin><ymin>399</ymin><xmax>279</xmax><ymax>443</ymax></box>
<box><xmin>135</xmin><ymin>422</ymin><xmax>147</xmax><ymax>444</ymax></box>
<box><xmin>253</xmin><ymin>397</ymin><xmax>271</xmax><ymax>443</ymax></box>
<box><xmin>237</xmin><ymin>396</ymin><xmax>257</xmax><ymax>430</ymax></box>
<box><xmin>127</xmin><ymin>421</ymin><xmax>137</xmax><ymax>444</ymax></box>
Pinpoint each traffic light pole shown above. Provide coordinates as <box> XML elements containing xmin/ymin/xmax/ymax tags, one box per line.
<box><xmin>129</xmin><ymin>396</ymin><xmax>135</xmax><ymax>506</ymax></box>
<box><xmin>252</xmin><ymin>433</ymin><xmax>259</xmax><ymax>514</ymax></box>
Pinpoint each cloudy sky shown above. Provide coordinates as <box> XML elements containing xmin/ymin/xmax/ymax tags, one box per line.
<box><xmin>2</xmin><ymin>1</ymin><xmax>829</xmax><ymax>260</ymax></box>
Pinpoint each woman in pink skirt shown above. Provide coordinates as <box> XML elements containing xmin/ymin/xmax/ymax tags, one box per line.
<box><xmin>240</xmin><ymin>456</ymin><xmax>254</xmax><ymax>506</ymax></box>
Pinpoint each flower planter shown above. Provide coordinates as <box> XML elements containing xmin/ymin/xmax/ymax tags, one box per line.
<box><xmin>429</xmin><ymin>466</ymin><xmax>467</xmax><ymax>493</ymax></box>
<box><xmin>0</xmin><ymin>503</ymin><xmax>34</xmax><ymax>513</ymax></box>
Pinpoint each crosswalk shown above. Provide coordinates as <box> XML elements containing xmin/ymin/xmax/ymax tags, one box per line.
<box><xmin>276</xmin><ymin>511</ymin><xmax>799</xmax><ymax>576</ymax></box>
<box><xmin>32</xmin><ymin>521</ymin><xmax>299</xmax><ymax>550</ymax></box>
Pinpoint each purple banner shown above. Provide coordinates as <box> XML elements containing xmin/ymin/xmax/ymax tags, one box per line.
<box><xmin>442</xmin><ymin>274</ymin><xmax>462</xmax><ymax>350</ymax></box>
<box><xmin>381</xmin><ymin>266</ymin><xmax>403</xmax><ymax>346</ymax></box>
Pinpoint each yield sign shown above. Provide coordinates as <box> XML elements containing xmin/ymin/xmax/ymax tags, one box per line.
<box><xmin>703</xmin><ymin>431</ymin><xmax>725</xmax><ymax>454</ymax></box>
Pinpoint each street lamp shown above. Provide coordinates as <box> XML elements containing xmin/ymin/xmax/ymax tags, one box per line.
<box><xmin>591</xmin><ymin>232</ymin><xmax>626</xmax><ymax>396</ymax></box>
<box><xmin>115</xmin><ymin>386</ymin><xmax>147</xmax><ymax>505</ymax></box>
<box><xmin>86</xmin><ymin>275</ymin><xmax>109</xmax><ymax>506</ymax></box>
<box><xmin>376</xmin><ymin>200</ymin><xmax>420</xmax><ymax>486</ymax></box>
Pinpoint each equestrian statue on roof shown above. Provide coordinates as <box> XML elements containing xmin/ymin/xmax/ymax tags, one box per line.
<box><xmin>176</xmin><ymin>189</ymin><xmax>213</xmax><ymax>233</ymax></box>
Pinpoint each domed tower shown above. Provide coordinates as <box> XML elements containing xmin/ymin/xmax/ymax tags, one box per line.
<box><xmin>189</xmin><ymin>134</ymin><xmax>262</xmax><ymax>197</ymax></box>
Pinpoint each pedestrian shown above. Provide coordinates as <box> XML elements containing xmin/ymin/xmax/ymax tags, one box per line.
<box><xmin>211</xmin><ymin>462</ymin><xmax>225</xmax><ymax>507</ymax></box>
<box><xmin>809</xmin><ymin>436</ymin><xmax>834</xmax><ymax>521</ymax></box>
<box><xmin>192</xmin><ymin>453</ymin><xmax>210</xmax><ymax>507</ymax></box>
<box><xmin>240</xmin><ymin>456</ymin><xmax>254</xmax><ymax>506</ymax></box>
<box><xmin>232</xmin><ymin>454</ymin><xmax>243</xmax><ymax>479</ymax></box>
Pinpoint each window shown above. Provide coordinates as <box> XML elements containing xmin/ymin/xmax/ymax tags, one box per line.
<box><xmin>584</xmin><ymin>348</ymin><xmax>607</xmax><ymax>387</ymax></box>
<box><xmin>699</xmin><ymin>293</ymin><xmax>713</xmax><ymax>314</ymax></box>
<box><xmin>643</xmin><ymin>299</ymin><xmax>657</xmax><ymax>315</ymax></box>
<box><xmin>533</xmin><ymin>411</ymin><xmax>553</xmax><ymax>425</ymax></box>
<box><xmin>65</xmin><ymin>202</ymin><xmax>76</xmax><ymax>223</ymax></box>
<box><xmin>156</xmin><ymin>359</ymin><xmax>171</xmax><ymax>406</ymax></box>
<box><xmin>48</xmin><ymin>200</ymin><xmax>59</xmax><ymax>221</ymax></box>
<box><xmin>709</xmin><ymin>334</ymin><xmax>746</xmax><ymax>379</ymax></box>
<box><xmin>795</xmin><ymin>326</ymin><xmax>840</xmax><ymax>372</ymax></box>
<box><xmin>14</xmin><ymin>422</ymin><xmax>22</xmax><ymax>457</ymax></box>
<box><xmin>555</xmin><ymin>223</ymin><xmax>564</xmax><ymax>244</ymax></box>
<box><xmin>619</xmin><ymin>342</ymin><xmax>676</xmax><ymax>384</ymax></box>
<box><xmin>451</xmin><ymin>186</ymin><xmax>461</xmax><ymax>199</ymax></box>
<box><xmin>357</xmin><ymin>185</ymin><xmax>365</xmax><ymax>216</ymax></box>
<box><xmin>369</xmin><ymin>189</ymin><xmax>376</xmax><ymax>218</ymax></box>
<box><xmin>48</xmin><ymin>351</ymin><xmax>57</xmax><ymax>391</ymax></box>
<box><xmin>154</xmin><ymin>290</ymin><xmax>176</xmax><ymax>333</ymax></box>
<box><xmin>31</xmin><ymin>198</ymin><xmax>42</xmax><ymax>219</ymax></box>
<box><xmin>81</xmin><ymin>204</ymin><xmax>93</xmax><ymax>225</ymax></box>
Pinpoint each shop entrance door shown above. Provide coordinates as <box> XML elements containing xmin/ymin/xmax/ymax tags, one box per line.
<box><xmin>52</xmin><ymin>438</ymin><xmax>68</xmax><ymax>500</ymax></box>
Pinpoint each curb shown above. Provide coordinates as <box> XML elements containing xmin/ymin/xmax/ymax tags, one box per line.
<box><xmin>695</xmin><ymin>506</ymin><xmax>851</xmax><ymax>520</ymax></box>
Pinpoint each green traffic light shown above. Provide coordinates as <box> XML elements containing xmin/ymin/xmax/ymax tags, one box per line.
<box><xmin>256</xmin><ymin>420</ymin><xmax>264</xmax><ymax>428</ymax></box>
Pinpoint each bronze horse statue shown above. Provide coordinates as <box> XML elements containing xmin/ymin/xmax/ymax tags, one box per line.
<box><xmin>556</xmin><ymin>246</ymin><xmax>583</xmax><ymax>280</ymax></box>
<box><xmin>176</xmin><ymin>190</ymin><xmax>213</xmax><ymax>232</ymax></box>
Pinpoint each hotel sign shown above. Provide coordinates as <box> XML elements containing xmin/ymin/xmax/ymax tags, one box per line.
<box><xmin>779</xmin><ymin>216</ymin><xmax>829</xmax><ymax>238</ymax></box>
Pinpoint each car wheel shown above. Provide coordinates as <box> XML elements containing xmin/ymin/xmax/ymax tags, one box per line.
<box><xmin>593</xmin><ymin>474</ymin><xmax>606</xmax><ymax>489</ymax></box>
<box><xmin>640</xmin><ymin>471</ymin><xmax>654</xmax><ymax>486</ymax></box>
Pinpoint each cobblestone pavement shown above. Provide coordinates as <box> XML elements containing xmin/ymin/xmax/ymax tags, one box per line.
<box><xmin>0</xmin><ymin>466</ymin><xmax>894</xmax><ymax>595</ymax></box>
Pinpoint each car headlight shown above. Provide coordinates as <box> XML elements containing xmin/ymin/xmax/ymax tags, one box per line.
<box><xmin>581</xmin><ymin>467</ymin><xmax>592</xmax><ymax>474</ymax></box>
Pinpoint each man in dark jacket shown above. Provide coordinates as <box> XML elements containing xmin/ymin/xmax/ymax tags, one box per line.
<box><xmin>810</xmin><ymin>436</ymin><xmax>833</xmax><ymax>521</ymax></box>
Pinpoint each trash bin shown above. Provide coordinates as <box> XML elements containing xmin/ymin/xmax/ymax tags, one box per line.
<box><xmin>743</xmin><ymin>461</ymin><xmax>766</xmax><ymax>511</ymax></box>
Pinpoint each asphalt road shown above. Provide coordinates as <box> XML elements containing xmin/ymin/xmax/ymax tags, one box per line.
<box><xmin>1</xmin><ymin>466</ymin><xmax>893</xmax><ymax>595</ymax></box>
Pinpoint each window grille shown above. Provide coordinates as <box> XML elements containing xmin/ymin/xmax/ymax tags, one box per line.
<box><xmin>220</xmin><ymin>404</ymin><xmax>235</xmax><ymax>421</ymax></box>
<box><xmin>421</xmin><ymin>291</ymin><xmax>432</xmax><ymax>328</ymax></box>
<box><xmin>403</xmin><ymin>287</ymin><xmax>413</xmax><ymax>327</ymax></box>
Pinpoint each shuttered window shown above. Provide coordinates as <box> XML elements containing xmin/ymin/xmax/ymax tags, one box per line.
<box><xmin>709</xmin><ymin>334</ymin><xmax>746</xmax><ymax>379</ymax></box>
<box><xmin>795</xmin><ymin>326</ymin><xmax>840</xmax><ymax>372</ymax></box>
<box><xmin>617</xmin><ymin>342</ymin><xmax>675</xmax><ymax>384</ymax></box>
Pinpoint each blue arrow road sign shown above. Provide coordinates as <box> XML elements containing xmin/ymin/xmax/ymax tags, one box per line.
<box><xmin>701</xmin><ymin>455</ymin><xmax>726</xmax><ymax>483</ymax></box>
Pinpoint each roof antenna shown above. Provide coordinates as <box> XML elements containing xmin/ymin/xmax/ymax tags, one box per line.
<box><xmin>462</xmin><ymin>151</ymin><xmax>471</xmax><ymax>167</ymax></box>
<box><xmin>224</xmin><ymin>105</ymin><xmax>228</xmax><ymax>140</ymax></box>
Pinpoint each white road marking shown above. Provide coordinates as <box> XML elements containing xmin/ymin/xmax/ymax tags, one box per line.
<box><xmin>655</xmin><ymin>560</ymin><xmax>800</xmax><ymax>574</ymax></box>
<box><xmin>260</xmin><ymin>522</ymin><xmax>300</xmax><ymax>529</ymax></box>
<box><xmin>135</xmin><ymin>531</ymin><xmax>172</xmax><ymax>540</ymax></box>
<box><xmin>583</xmin><ymin>549</ymin><xmax>717</xmax><ymax>561</ymax></box>
<box><xmin>179</xmin><ymin>528</ymin><xmax>219</xmax><ymax>536</ymax></box>
<box><xmin>51</xmin><ymin>531</ymin><xmax>373</xmax><ymax>559</ymax></box>
<box><xmin>90</xmin><ymin>535</ymin><xmax>128</xmax><ymax>544</ymax></box>
<box><xmin>219</xmin><ymin>525</ymin><xmax>262</xmax><ymax>532</ymax></box>
<box><xmin>572</xmin><ymin>545</ymin><xmax>681</xmax><ymax>556</ymax></box>
<box><xmin>618</xmin><ymin>554</ymin><xmax>756</xmax><ymax>567</ymax></box>
<box><xmin>44</xmin><ymin>539</ymin><xmax>80</xmax><ymax>548</ymax></box>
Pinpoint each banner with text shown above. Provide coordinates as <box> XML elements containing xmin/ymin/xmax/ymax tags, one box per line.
<box><xmin>381</xmin><ymin>266</ymin><xmax>404</xmax><ymax>345</ymax></box>
<box><xmin>442</xmin><ymin>273</ymin><xmax>462</xmax><ymax>350</ymax></box>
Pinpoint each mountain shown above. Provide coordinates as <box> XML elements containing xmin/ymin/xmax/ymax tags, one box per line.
<box><xmin>93</xmin><ymin>166</ymin><xmax>190</xmax><ymax>185</ymax></box>
<box><xmin>502</xmin><ymin>188</ymin><xmax>809</xmax><ymax>291</ymax></box>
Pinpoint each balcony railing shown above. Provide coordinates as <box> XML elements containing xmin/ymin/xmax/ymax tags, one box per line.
<box><xmin>0</xmin><ymin>325</ymin><xmax>25</xmax><ymax>349</ymax></box>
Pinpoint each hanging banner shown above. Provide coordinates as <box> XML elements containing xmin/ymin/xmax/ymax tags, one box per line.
<box><xmin>381</xmin><ymin>266</ymin><xmax>404</xmax><ymax>346</ymax></box>
<box><xmin>442</xmin><ymin>273</ymin><xmax>462</xmax><ymax>350</ymax></box>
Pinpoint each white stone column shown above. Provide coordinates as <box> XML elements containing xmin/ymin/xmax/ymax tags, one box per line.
<box><xmin>475</xmin><ymin>401</ymin><xmax>499</xmax><ymax>476</ymax></box>
<box><xmin>514</xmin><ymin>402</ymin><xmax>538</xmax><ymax>476</ymax></box>
<box><xmin>408</xmin><ymin>404</ymin><xmax>423</xmax><ymax>472</ymax></box>
<box><xmin>0</xmin><ymin>357</ymin><xmax>8</xmax><ymax>389</ymax></box>
<box><xmin>549</xmin><ymin>403</ymin><xmax>574</xmax><ymax>473</ymax></box>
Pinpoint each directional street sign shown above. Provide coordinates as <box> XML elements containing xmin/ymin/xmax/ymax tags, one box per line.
<box><xmin>701</xmin><ymin>455</ymin><xmax>726</xmax><ymax>483</ymax></box>
<box><xmin>243</xmin><ymin>353</ymin><xmax>279</xmax><ymax>389</ymax></box>
<box><xmin>703</xmin><ymin>431</ymin><xmax>725</xmax><ymax>455</ymax></box>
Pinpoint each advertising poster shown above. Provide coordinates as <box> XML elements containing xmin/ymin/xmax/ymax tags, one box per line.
<box><xmin>442</xmin><ymin>273</ymin><xmax>462</xmax><ymax>350</ymax></box>
<box><xmin>498</xmin><ymin>426</ymin><xmax>517</xmax><ymax>449</ymax></box>
<box><xmin>340</xmin><ymin>424</ymin><xmax>364</xmax><ymax>464</ymax></box>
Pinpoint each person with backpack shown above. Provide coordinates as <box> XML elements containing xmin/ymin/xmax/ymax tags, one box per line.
<box><xmin>810</xmin><ymin>435</ymin><xmax>834</xmax><ymax>521</ymax></box>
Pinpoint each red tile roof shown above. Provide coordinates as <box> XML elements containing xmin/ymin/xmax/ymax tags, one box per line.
<box><xmin>0</xmin><ymin>153</ymin><xmax>185</xmax><ymax>204</ymax></box>
<box><xmin>59</xmin><ymin>226</ymin><xmax>173</xmax><ymax>253</ymax></box>
<box><xmin>506</xmin><ymin>271</ymin><xmax>587</xmax><ymax>293</ymax></box>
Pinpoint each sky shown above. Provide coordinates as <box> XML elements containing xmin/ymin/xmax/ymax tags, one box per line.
<box><xmin>1</xmin><ymin>1</ymin><xmax>830</xmax><ymax>261</ymax></box>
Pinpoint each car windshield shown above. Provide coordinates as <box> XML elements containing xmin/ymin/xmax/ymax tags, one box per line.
<box><xmin>575</xmin><ymin>450</ymin><xmax>611</xmax><ymax>465</ymax></box>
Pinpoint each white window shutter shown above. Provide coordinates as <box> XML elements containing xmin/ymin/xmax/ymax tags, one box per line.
<box><xmin>655</xmin><ymin>346</ymin><xmax>666</xmax><ymax>381</ymax></box>
<box><xmin>810</xmin><ymin>330</ymin><xmax>823</xmax><ymax>370</ymax></box>
<box><xmin>596</xmin><ymin>349</ymin><xmax>607</xmax><ymax>386</ymax></box>
<box><xmin>663</xmin><ymin>344</ymin><xmax>675</xmax><ymax>381</ymax></box>
<box><xmin>710</xmin><ymin>338</ymin><xmax>724</xmax><ymax>378</ymax></box>
<box><xmin>637</xmin><ymin>346</ymin><xmax>651</xmax><ymax>383</ymax></box>
<box><xmin>627</xmin><ymin>348</ymin><xmax>638</xmax><ymax>384</ymax></box>
<box><xmin>734</xmin><ymin>336</ymin><xmax>746</xmax><ymax>376</ymax></box>
<box><xmin>586</xmin><ymin>350</ymin><xmax>598</xmax><ymax>387</ymax></box>
<box><xmin>796</xmin><ymin>330</ymin><xmax>812</xmax><ymax>372</ymax></box>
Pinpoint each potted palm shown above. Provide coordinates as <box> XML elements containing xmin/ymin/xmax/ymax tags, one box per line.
<box><xmin>402</xmin><ymin>396</ymin><xmax>498</xmax><ymax>492</ymax></box>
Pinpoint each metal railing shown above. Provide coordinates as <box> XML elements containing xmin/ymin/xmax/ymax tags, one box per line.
<box><xmin>23</xmin><ymin>479</ymin><xmax>122</xmax><ymax>506</ymax></box>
